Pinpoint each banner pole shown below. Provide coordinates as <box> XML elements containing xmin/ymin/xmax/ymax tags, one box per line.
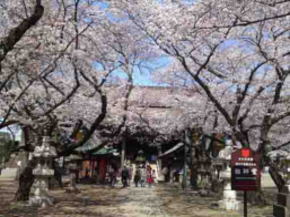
<box><xmin>244</xmin><ymin>191</ymin><xmax>247</xmax><ymax>217</ymax></box>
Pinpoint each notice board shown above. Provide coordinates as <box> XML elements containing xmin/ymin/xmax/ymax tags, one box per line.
<box><xmin>231</xmin><ymin>148</ymin><xmax>261</xmax><ymax>191</ymax></box>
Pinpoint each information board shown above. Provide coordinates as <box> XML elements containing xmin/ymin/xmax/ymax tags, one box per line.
<box><xmin>231</xmin><ymin>148</ymin><xmax>261</xmax><ymax>191</ymax></box>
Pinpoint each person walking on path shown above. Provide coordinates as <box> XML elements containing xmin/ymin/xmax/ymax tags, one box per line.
<box><xmin>134</xmin><ymin>167</ymin><xmax>141</xmax><ymax>187</ymax></box>
<box><xmin>121</xmin><ymin>166</ymin><xmax>130</xmax><ymax>187</ymax></box>
<box><xmin>140</xmin><ymin>165</ymin><xmax>146</xmax><ymax>187</ymax></box>
<box><xmin>146</xmin><ymin>165</ymin><xmax>154</xmax><ymax>187</ymax></box>
<box><xmin>108</xmin><ymin>165</ymin><xmax>117</xmax><ymax>187</ymax></box>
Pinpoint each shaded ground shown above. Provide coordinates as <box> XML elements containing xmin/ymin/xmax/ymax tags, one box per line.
<box><xmin>156</xmin><ymin>184</ymin><xmax>274</xmax><ymax>217</ymax></box>
<box><xmin>0</xmin><ymin>179</ymin><xmax>274</xmax><ymax>217</ymax></box>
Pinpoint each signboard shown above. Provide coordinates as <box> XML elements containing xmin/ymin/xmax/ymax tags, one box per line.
<box><xmin>231</xmin><ymin>148</ymin><xmax>261</xmax><ymax>191</ymax></box>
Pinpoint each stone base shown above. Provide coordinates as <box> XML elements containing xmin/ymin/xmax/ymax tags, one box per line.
<box><xmin>273</xmin><ymin>204</ymin><xmax>289</xmax><ymax>217</ymax></box>
<box><xmin>273</xmin><ymin>191</ymin><xmax>290</xmax><ymax>217</ymax></box>
<box><xmin>218</xmin><ymin>185</ymin><xmax>240</xmax><ymax>211</ymax></box>
<box><xmin>29</xmin><ymin>195</ymin><xmax>54</xmax><ymax>208</ymax></box>
<box><xmin>218</xmin><ymin>199</ymin><xmax>241</xmax><ymax>211</ymax></box>
<box><xmin>277</xmin><ymin>192</ymin><xmax>290</xmax><ymax>207</ymax></box>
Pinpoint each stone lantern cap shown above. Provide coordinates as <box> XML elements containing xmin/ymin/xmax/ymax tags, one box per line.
<box><xmin>218</xmin><ymin>146</ymin><xmax>233</xmax><ymax>161</ymax></box>
<box><xmin>33</xmin><ymin>136</ymin><xmax>57</xmax><ymax>158</ymax></box>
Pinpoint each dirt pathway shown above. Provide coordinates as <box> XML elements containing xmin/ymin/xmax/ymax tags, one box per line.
<box><xmin>0</xmin><ymin>180</ymin><xmax>273</xmax><ymax>217</ymax></box>
<box><xmin>115</xmin><ymin>186</ymin><xmax>170</xmax><ymax>217</ymax></box>
<box><xmin>0</xmin><ymin>180</ymin><xmax>170</xmax><ymax>217</ymax></box>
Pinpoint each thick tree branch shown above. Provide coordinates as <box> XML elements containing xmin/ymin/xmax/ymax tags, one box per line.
<box><xmin>0</xmin><ymin>0</ymin><xmax>44</xmax><ymax>63</ymax></box>
<box><xmin>232</xmin><ymin>61</ymin><xmax>266</xmax><ymax>124</ymax></box>
<box><xmin>61</xmin><ymin>89</ymin><xmax>107</xmax><ymax>156</ymax></box>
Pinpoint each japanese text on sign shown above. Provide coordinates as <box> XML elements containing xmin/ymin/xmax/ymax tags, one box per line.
<box><xmin>231</xmin><ymin>148</ymin><xmax>261</xmax><ymax>191</ymax></box>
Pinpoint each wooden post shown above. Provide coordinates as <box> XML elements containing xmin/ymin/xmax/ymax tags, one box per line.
<box><xmin>244</xmin><ymin>191</ymin><xmax>248</xmax><ymax>217</ymax></box>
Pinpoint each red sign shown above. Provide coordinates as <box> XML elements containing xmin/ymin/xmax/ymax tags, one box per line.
<box><xmin>231</xmin><ymin>148</ymin><xmax>261</xmax><ymax>191</ymax></box>
<box><xmin>241</xmin><ymin>149</ymin><xmax>250</xmax><ymax>158</ymax></box>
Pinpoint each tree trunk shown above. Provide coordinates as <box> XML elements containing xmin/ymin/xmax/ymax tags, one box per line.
<box><xmin>14</xmin><ymin>159</ymin><xmax>35</xmax><ymax>201</ymax></box>
<box><xmin>49</xmin><ymin>161</ymin><xmax>63</xmax><ymax>189</ymax></box>
<box><xmin>190</xmin><ymin>163</ymin><xmax>198</xmax><ymax>189</ymax></box>
<box><xmin>269</xmin><ymin>162</ymin><xmax>285</xmax><ymax>192</ymax></box>
<box><xmin>182</xmin><ymin>143</ymin><xmax>188</xmax><ymax>190</ymax></box>
<box><xmin>185</xmin><ymin>128</ymin><xmax>199</xmax><ymax>189</ymax></box>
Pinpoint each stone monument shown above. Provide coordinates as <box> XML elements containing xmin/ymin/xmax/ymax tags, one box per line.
<box><xmin>29</xmin><ymin>136</ymin><xmax>56</xmax><ymax>207</ymax></box>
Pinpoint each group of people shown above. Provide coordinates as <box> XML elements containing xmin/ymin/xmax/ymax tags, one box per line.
<box><xmin>133</xmin><ymin>165</ymin><xmax>156</xmax><ymax>187</ymax></box>
<box><xmin>119</xmin><ymin>164</ymin><xmax>156</xmax><ymax>188</ymax></box>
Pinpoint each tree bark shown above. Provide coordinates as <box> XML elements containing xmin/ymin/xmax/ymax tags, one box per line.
<box><xmin>190</xmin><ymin>164</ymin><xmax>199</xmax><ymax>189</ymax></box>
<box><xmin>14</xmin><ymin>159</ymin><xmax>36</xmax><ymax>201</ymax></box>
<box><xmin>269</xmin><ymin>162</ymin><xmax>285</xmax><ymax>192</ymax></box>
<box><xmin>182</xmin><ymin>142</ymin><xmax>188</xmax><ymax>190</ymax></box>
<box><xmin>49</xmin><ymin>161</ymin><xmax>63</xmax><ymax>189</ymax></box>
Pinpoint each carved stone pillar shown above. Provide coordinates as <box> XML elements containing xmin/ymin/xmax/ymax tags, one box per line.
<box><xmin>29</xmin><ymin>136</ymin><xmax>56</xmax><ymax>207</ymax></box>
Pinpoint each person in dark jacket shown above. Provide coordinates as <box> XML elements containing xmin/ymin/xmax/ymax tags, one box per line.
<box><xmin>121</xmin><ymin>166</ymin><xmax>130</xmax><ymax>187</ymax></box>
<box><xmin>134</xmin><ymin>167</ymin><xmax>141</xmax><ymax>187</ymax></box>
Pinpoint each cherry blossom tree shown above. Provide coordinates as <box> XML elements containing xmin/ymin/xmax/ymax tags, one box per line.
<box><xmin>0</xmin><ymin>0</ymin><xmax>155</xmax><ymax>200</ymax></box>
<box><xmin>111</xmin><ymin>0</ymin><xmax>290</xmax><ymax>191</ymax></box>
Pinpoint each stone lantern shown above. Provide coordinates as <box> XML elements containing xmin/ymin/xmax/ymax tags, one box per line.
<box><xmin>218</xmin><ymin>143</ymin><xmax>240</xmax><ymax>211</ymax></box>
<box><xmin>198</xmin><ymin>154</ymin><xmax>212</xmax><ymax>192</ymax></box>
<box><xmin>212</xmin><ymin>158</ymin><xmax>225</xmax><ymax>180</ymax></box>
<box><xmin>29</xmin><ymin>136</ymin><xmax>57</xmax><ymax>207</ymax></box>
<box><xmin>273</xmin><ymin>152</ymin><xmax>290</xmax><ymax>217</ymax></box>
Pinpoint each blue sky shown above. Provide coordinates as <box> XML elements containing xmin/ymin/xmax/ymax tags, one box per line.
<box><xmin>133</xmin><ymin>56</ymin><xmax>170</xmax><ymax>86</ymax></box>
<box><xmin>91</xmin><ymin>1</ymin><xmax>172</xmax><ymax>86</ymax></box>
<box><xmin>100</xmin><ymin>55</ymin><xmax>171</xmax><ymax>86</ymax></box>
